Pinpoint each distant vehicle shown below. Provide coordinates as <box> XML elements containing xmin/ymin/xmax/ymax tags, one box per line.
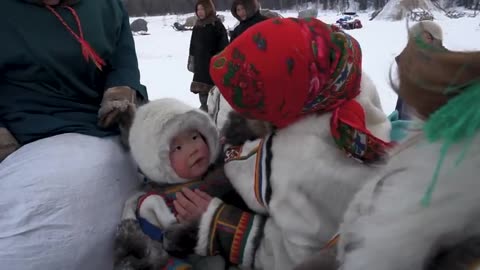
<box><xmin>335</xmin><ymin>13</ymin><xmax>363</xmax><ymax>30</ymax></box>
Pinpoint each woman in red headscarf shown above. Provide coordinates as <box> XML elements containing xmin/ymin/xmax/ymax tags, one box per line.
<box><xmin>163</xmin><ymin>17</ymin><xmax>395</xmax><ymax>269</ymax></box>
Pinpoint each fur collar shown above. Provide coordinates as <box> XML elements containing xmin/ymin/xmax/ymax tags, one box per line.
<box><xmin>231</xmin><ymin>0</ymin><xmax>260</xmax><ymax>21</ymax></box>
<box><xmin>195</xmin><ymin>15</ymin><xmax>220</xmax><ymax>27</ymax></box>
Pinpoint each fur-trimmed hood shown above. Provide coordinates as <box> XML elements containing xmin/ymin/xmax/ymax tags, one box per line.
<box><xmin>129</xmin><ymin>98</ymin><xmax>220</xmax><ymax>184</ymax></box>
<box><xmin>195</xmin><ymin>0</ymin><xmax>218</xmax><ymax>26</ymax></box>
<box><xmin>231</xmin><ymin>0</ymin><xmax>260</xmax><ymax>21</ymax></box>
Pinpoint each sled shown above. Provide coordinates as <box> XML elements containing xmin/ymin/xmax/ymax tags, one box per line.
<box><xmin>172</xmin><ymin>22</ymin><xmax>193</xmax><ymax>32</ymax></box>
<box><xmin>336</xmin><ymin>16</ymin><xmax>363</xmax><ymax>30</ymax></box>
<box><xmin>132</xmin><ymin>31</ymin><xmax>151</xmax><ymax>36</ymax></box>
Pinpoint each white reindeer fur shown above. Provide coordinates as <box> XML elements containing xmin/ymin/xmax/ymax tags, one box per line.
<box><xmin>195</xmin><ymin>197</ymin><xmax>223</xmax><ymax>256</ymax></box>
<box><xmin>408</xmin><ymin>20</ymin><xmax>443</xmax><ymax>41</ymax></box>
<box><xmin>337</xmin><ymin>134</ymin><xmax>480</xmax><ymax>270</ymax></box>
<box><xmin>221</xmin><ymin>73</ymin><xmax>393</xmax><ymax>269</ymax></box>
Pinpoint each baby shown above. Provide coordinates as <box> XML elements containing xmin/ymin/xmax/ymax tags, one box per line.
<box><xmin>114</xmin><ymin>98</ymin><xmax>246</xmax><ymax>270</ymax></box>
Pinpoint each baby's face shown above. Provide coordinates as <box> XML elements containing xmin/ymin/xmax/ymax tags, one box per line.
<box><xmin>169</xmin><ymin>130</ymin><xmax>210</xmax><ymax>180</ymax></box>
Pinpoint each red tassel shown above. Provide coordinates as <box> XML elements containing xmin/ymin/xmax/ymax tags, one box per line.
<box><xmin>79</xmin><ymin>39</ymin><xmax>106</xmax><ymax>71</ymax></box>
<box><xmin>46</xmin><ymin>5</ymin><xmax>106</xmax><ymax>71</ymax></box>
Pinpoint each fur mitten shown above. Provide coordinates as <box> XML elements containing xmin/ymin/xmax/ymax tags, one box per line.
<box><xmin>98</xmin><ymin>86</ymin><xmax>140</xmax><ymax>149</ymax></box>
<box><xmin>114</xmin><ymin>219</ymin><xmax>170</xmax><ymax>270</ymax></box>
<box><xmin>187</xmin><ymin>55</ymin><xmax>194</xmax><ymax>73</ymax></box>
<box><xmin>221</xmin><ymin>111</ymin><xmax>273</xmax><ymax>146</ymax></box>
<box><xmin>0</xmin><ymin>127</ymin><xmax>20</xmax><ymax>162</ymax></box>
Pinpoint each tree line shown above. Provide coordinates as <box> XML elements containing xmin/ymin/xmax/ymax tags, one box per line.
<box><xmin>123</xmin><ymin>0</ymin><xmax>479</xmax><ymax>17</ymax></box>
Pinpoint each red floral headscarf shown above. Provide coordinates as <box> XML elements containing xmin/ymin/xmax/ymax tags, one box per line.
<box><xmin>211</xmin><ymin>18</ymin><xmax>392</xmax><ymax>163</ymax></box>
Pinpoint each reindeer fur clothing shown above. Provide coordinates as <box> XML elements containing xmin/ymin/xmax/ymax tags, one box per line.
<box><xmin>337</xmin><ymin>134</ymin><xmax>480</xmax><ymax>270</ymax></box>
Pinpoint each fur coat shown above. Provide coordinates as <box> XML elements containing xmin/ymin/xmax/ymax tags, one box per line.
<box><xmin>336</xmin><ymin>131</ymin><xmax>480</xmax><ymax>270</ymax></box>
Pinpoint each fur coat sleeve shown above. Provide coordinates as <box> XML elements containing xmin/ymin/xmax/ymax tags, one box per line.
<box><xmin>336</xmin><ymin>134</ymin><xmax>480</xmax><ymax>270</ymax></box>
<box><xmin>217</xmin><ymin>112</ymin><xmax>384</xmax><ymax>269</ymax></box>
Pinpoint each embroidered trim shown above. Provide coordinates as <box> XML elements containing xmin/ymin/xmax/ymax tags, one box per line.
<box><xmin>208</xmin><ymin>203</ymin><xmax>264</xmax><ymax>266</ymax></box>
<box><xmin>225</xmin><ymin>145</ymin><xmax>259</xmax><ymax>162</ymax></box>
<box><xmin>254</xmin><ymin>139</ymin><xmax>266</xmax><ymax>207</ymax></box>
<box><xmin>264</xmin><ymin>132</ymin><xmax>275</xmax><ymax>205</ymax></box>
<box><xmin>225</xmin><ymin>145</ymin><xmax>244</xmax><ymax>162</ymax></box>
<box><xmin>209</xmin><ymin>204</ymin><xmax>227</xmax><ymax>255</ymax></box>
<box><xmin>230</xmin><ymin>212</ymin><xmax>256</xmax><ymax>264</ymax></box>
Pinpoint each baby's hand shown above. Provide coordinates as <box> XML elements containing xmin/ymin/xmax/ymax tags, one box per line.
<box><xmin>174</xmin><ymin>188</ymin><xmax>212</xmax><ymax>224</ymax></box>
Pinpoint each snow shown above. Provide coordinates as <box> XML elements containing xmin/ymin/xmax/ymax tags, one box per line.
<box><xmin>131</xmin><ymin>11</ymin><xmax>480</xmax><ymax>114</ymax></box>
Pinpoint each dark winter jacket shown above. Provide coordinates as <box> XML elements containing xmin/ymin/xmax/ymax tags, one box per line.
<box><xmin>230</xmin><ymin>0</ymin><xmax>268</xmax><ymax>42</ymax></box>
<box><xmin>0</xmin><ymin>0</ymin><xmax>147</xmax><ymax>145</ymax></box>
<box><xmin>189</xmin><ymin>18</ymin><xmax>228</xmax><ymax>87</ymax></box>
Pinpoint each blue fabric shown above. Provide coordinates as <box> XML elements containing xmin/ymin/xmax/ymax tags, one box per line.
<box><xmin>388</xmin><ymin>110</ymin><xmax>414</xmax><ymax>142</ymax></box>
<box><xmin>137</xmin><ymin>216</ymin><xmax>164</xmax><ymax>241</ymax></box>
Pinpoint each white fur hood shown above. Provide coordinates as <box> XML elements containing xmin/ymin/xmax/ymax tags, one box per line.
<box><xmin>129</xmin><ymin>98</ymin><xmax>219</xmax><ymax>184</ymax></box>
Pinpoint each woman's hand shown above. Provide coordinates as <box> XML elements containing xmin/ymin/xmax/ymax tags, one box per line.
<box><xmin>98</xmin><ymin>86</ymin><xmax>140</xmax><ymax>148</ymax></box>
<box><xmin>0</xmin><ymin>128</ymin><xmax>19</xmax><ymax>163</ymax></box>
<box><xmin>173</xmin><ymin>188</ymin><xmax>212</xmax><ymax>224</ymax></box>
<box><xmin>98</xmin><ymin>86</ymin><xmax>137</xmax><ymax>129</ymax></box>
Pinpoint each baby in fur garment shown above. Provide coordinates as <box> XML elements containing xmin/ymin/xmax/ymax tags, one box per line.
<box><xmin>114</xmin><ymin>98</ymin><xmax>249</xmax><ymax>270</ymax></box>
<box><xmin>161</xmin><ymin>18</ymin><xmax>402</xmax><ymax>270</ymax></box>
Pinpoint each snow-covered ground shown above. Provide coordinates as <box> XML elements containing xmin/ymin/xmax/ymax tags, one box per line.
<box><xmin>132</xmin><ymin>11</ymin><xmax>480</xmax><ymax>113</ymax></box>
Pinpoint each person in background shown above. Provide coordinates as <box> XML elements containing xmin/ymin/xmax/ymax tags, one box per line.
<box><xmin>187</xmin><ymin>0</ymin><xmax>229</xmax><ymax>112</ymax></box>
<box><xmin>0</xmin><ymin>0</ymin><xmax>147</xmax><ymax>269</ymax></box>
<box><xmin>229</xmin><ymin>0</ymin><xmax>267</xmax><ymax>42</ymax></box>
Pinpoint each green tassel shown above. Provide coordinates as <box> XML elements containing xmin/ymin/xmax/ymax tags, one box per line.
<box><xmin>421</xmin><ymin>81</ymin><xmax>480</xmax><ymax>206</ymax></box>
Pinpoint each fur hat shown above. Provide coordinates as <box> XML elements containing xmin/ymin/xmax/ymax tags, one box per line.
<box><xmin>231</xmin><ymin>0</ymin><xmax>260</xmax><ymax>21</ymax></box>
<box><xmin>129</xmin><ymin>98</ymin><xmax>219</xmax><ymax>184</ymax></box>
<box><xmin>210</xmin><ymin>18</ymin><xmax>392</xmax><ymax>163</ymax></box>
<box><xmin>408</xmin><ymin>21</ymin><xmax>443</xmax><ymax>42</ymax></box>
